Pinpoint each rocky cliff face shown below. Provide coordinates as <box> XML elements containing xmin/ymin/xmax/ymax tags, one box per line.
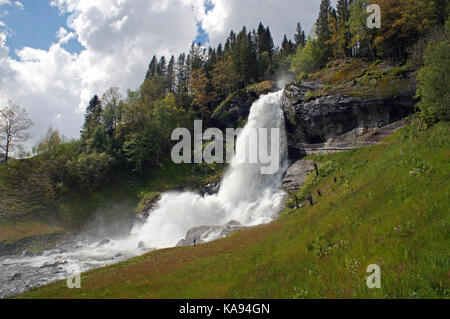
<box><xmin>282</xmin><ymin>81</ymin><xmax>415</xmax><ymax>159</ymax></box>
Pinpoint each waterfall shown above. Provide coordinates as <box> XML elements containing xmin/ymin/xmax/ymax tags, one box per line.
<box><xmin>0</xmin><ymin>90</ymin><xmax>289</xmax><ymax>298</ymax></box>
<box><xmin>129</xmin><ymin>90</ymin><xmax>288</xmax><ymax>248</ymax></box>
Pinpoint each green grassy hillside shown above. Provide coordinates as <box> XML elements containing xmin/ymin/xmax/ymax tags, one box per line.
<box><xmin>17</xmin><ymin>120</ymin><xmax>449</xmax><ymax>299</ymax></box>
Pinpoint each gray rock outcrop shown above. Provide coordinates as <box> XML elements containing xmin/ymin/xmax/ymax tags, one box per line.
<box><xmin>282</xmin><ymin>159</ymin><xmax>315</xmax><ymax>191</ymax></box>
<box><xmin>282</xmin><ymin>82</ymin><xmax>415</xmax><ymax>159</ymax></box>
<box><xmin>176</xmin><ymin>221</ymin><xmax>244</xmax><ymax>247</ymax></box>
<box><xmin>200</xmin><ymin>181</ymin><xmax>221</xmax><ymax>196</ymax></box>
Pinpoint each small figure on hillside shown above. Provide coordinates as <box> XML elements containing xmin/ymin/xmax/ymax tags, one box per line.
<box><xmin>308</xmin><ymin>195</ymin><xmax>314</xmax><ymax>206</ymax></box>
<box><xmin>193</xmin><ymin>239</ymin><xmax>197</xmax><ymax>247</ymax></box>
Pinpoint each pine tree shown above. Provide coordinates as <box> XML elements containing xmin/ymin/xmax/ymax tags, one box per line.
<box><xmin>185</xmin><ymin>54</ymin><xmax>192</xmax><ymax>92</ymax></box>
<box><xmin>231</xmin><ymin>27</ymin><xmax>259</xmax><ymax>86</ymax></box>
<box><xmin>224</xmin><ymin>31</ymin><xmax>236</xmax><ymax>56</ymax></box>
<box><xmin>81</xmin><ymin>95</ymin><xmax>102</xmax><ymax>140</ymax></box>
<box><xmin>176</xmin><ymin>53</ymin><xmax>187</xmax><ymax>95</ymax></box>
<box><xmin>189</xmin><ymin>43</ymin><xmax>206</xmax><ymax>71</ymax></box>
<box><xmin>281</xmin><ymin>34</ymin><xmax>289</xmax><ymax>53</ymax></box>
<box><xmin>145</xmin><ymin>56</ymin><xmax>157</xmax><ymax>80</ymax></box>
<box><xmin>216</xmin><ymin>43</ymin><xmax>224</xmax><ymax>59</ymax></box>
<box><xmin>294</xmin><ymin>22</ymin><xmax>306</xmax><ymax>48</ymax></box>
<box><xmin>315</xmin><ymin>0</ymin><xmax>334</xmax><ymax>64</ymax></box>
<box><xmin>316</xmin><ymin>0</ymin><xmax>333</xmax><ymax>43</ymax></box>
<box><xmin>281</xmin><ymin>35</ymin><xmax>296</xmax><ymax>56</ymax></box>
<box><xmin>248</xmin><ymin>31</ymin><xmax>259</xmax><ymax>82</ymax></box>
<box><xmin>337</xmin><ymin>0</ymin><xmax>350</xmax><ymax>22</ymax></box>
<box><xmin>336</xmin><ymin>0</ymin><xmax>352</xmax><ymax>58</ymax></box>
<box><xmin>157</xmin><ymin>56</ymin><xmax>167</xmax><ymax>77</ymax></box>
<box><xmin>166</xmin><ymin>55</ymin><xmax>176</xmax><ymax>93</ymax></box>
<box><xmin>204</xmin><ymin>47</ymin><xmax>216</xmax><ymax>75</ymax></box>
<box><xmin>256</xmin><ymin>22</ymin><xmax>267</xmax><ymax>54</ymax></box>
<box><xmin>233</xmin><ymin>27</ymin><xmax>249</xmax><ymax>85</ymax></box>
<box><xmin>256</xmin><ymin>24</ymin><xmax>275</xmax><ymax>58</ymax></box>
<box><xmin>256</xmin><ymin>23</ymin><xmax>275</xmax><ymax>80</ymax></box>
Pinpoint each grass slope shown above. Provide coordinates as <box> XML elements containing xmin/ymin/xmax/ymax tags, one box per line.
<box><xmin>17</xmin><ymin>121</ymin><xmax>449</xmax><ymax>299</ymax></box>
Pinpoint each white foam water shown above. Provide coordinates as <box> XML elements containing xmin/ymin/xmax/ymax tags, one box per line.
<box><xmin>129</xmin><ymin>90</ymin><xmax>288</xmax><ymax>248</ymax></box>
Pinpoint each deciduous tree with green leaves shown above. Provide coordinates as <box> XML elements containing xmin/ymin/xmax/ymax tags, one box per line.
<box><xmin>212</xmin><ymin>56</ymin><xmax>239</xmax><ymax>98</ymax></box>
<box><xmin>33</xmin><ymin>127</ymin><xmax>62</xmax><ymax>156</ymax></box>
<box><xmin>416</xmin><ymin>28</ymin><xmax>450</xmax><ymax>125</ymax></box>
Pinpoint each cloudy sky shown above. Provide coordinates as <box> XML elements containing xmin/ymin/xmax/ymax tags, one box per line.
<box><xmin>0</xmin><ymin>0</ymin><xmax>334</xmax><ymax>151</ymax></box>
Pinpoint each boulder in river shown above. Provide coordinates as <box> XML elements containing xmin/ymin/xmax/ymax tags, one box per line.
<box><xmin>9</xmin><ymin>273</ymin><xmax>21</xmax><ymax>282</ymax></box>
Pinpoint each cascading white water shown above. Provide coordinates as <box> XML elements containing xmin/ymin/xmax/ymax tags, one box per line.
<box><xmin>128</xmin><ymin>90</ymin><xmax>288</xmax><ymax>248</ymax></box>
<box><xmin>0</xmin><ymin>90</ymin><xmax>288</xmax><ymax>298</ymax></box>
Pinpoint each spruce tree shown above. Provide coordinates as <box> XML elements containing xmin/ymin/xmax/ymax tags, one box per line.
<box><xmin>189</xmin><ymin>43</ymin><xmax>205</xmax><ymax>71</ymax></box>
<box><xmin>281</xmin><ymin>35</ymin><xmax>289</xmax><ymax>52</ymax></box>
<box><xmin>224</xmin><ymin>31</ymin><xmax>236</xmax><ymax>56</ymax></box>
<box><xmin>157</xmin><ymin>56</ymin><xmax>167</xmax><ymax>77</ymax></box>
<box><xmin>256</xmin><ymin>24</ymin><xmax>274</xmax><ymax>58</ymax></box>
<box><xmin>247</xmin><ymin>31</ymin><xmax>259</xmax><ymax>82</ymax></box>
<box><xmin>166</xmin><ymin>55</ymin><xmax>176</xmax><ymax>93</ymax></box>
<box><xmin>294</xmin><ymin>22</ymin><xmax>306</xmax><ymax>48</ymax></box>
<box><xmin>316</xmin><ymin>0</ymin><xmax>332</xmax><ymax>43</ymax></box>
<box><xmin>204</xmin><ymin>47</ymin><xmax>216</xmax><ymax>74</ymax></box>
<box><xmin>337</xmin><ymin>0</ymin><xmax>350</xmax><ymax>21</ymax></box>
<box><xmin>145</xmin><ymin>56</ymin><xmax>157</xmax><ymax>80</ymax></box>
<box><xmin>176</xmin><ymin>53</ymin><xmax>187</xmax><ymax>95</ymax></box>
<box><xmin>232</xmin><ymin>27</ymin><xmax>249</xmax><ymax>86</ymax></box>
<box><xmin>216</xmin><ymin>43</ymin><xmax>223</xmax><ymax>59</ymax></box>
<box><xmin>315</xmin><ymin>0</ymin><xmax>333</xmax><ymax>65</ymax></box>
<box><xmin>256</xmin><ymin>22</ymin><xmax>267</xmax><ymax>54</ymax></box>
<box><xmin>255</xmin><ymin>23</ymin><xmax>275</xmax><ymax>80</ymax></box>
<box><xmin>336</xmin><ymin>0</ymin><xmax>351</xmax><ymax>57</ymax></box>
<box><xmin>281</xmin><ymin>35</ymin><xmax>296</xmax><ymax>56</ymax></box>
<box><xmin>81</xmin><ymin>95</ymin><xmax>102</xmax><ymax>140</ymax></box>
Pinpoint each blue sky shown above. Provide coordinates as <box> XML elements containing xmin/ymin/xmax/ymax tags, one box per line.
<box><xmin>1</xmin><ymin>0</ymin><xmax>84</xmax><ymax>59</ymax></box>
<box><xmin>2</xmin><ymin>0</ymin><xmax>211</xmax><ymax>60</ymax></box>
<box><xmin>195</xmin><ymin>0</ymin><xmax>214</xmax><ymax>44</ymax></box>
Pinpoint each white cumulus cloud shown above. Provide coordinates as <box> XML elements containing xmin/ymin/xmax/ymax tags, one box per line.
<box><xmin>0</xmin><ymin>0</ymin><xmax>199</xmax><ymax>150</ymax></box>
<box><xmin>197</xmin><ymin>0</ymin><xmax>330</xmax><ymax>46</ymax></box>
<box><xmin>0</xmin><ymin>0</ymin><xmax>328</xmax><ymax>153</ymax></box>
